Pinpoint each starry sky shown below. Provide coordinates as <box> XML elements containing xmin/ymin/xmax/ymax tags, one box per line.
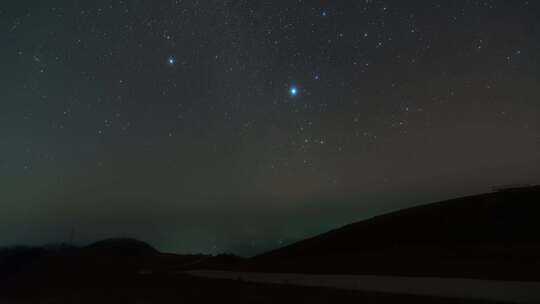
<box><xmin>1</xmin><ymin>0</ymin><xmax>540</xmax><ymax>256</ymax></box>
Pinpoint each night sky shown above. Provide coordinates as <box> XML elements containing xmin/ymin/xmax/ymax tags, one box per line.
<box><xmin>2</xmin><ymin>1</ymin><xmax>540</xmax><ymax>256</ymax></box>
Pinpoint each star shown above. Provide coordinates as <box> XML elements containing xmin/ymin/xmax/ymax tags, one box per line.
<box><xmin>167</xmin><ymin>56</ymin><xmax>176</xmax><ymax>65</ymax></box>
<box><xmin>289</xmin><ymin>86</ymin><xmax>299</xmax><ymax>97</ymax></box>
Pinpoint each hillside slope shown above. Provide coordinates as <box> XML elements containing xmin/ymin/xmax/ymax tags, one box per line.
<box><xmin>247</xmin><ymin>186</ymin><xmax>540</xmax><ymax>280</ymax></box>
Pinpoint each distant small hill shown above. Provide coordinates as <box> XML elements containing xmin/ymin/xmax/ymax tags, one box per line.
<box><xmin>0</xmin><ymin>237</ymin><xmax>245</xmax><ymax>280</ymax></box>
<box><xmin>83</xmin><ymin>238</ymin><xmax>159</xmax><ymax>257</ymax></box>
<box><xmin>247</xmin><ymin>186</ymin><xmax>540</xmax><ymax>280</ymax></box>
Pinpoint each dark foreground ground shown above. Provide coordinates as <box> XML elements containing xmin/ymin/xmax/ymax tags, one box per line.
<box><xmin>4</xmin><ymin>187</ymin><xmax>539</xmax><ymax>303</ymax></box>
<box><xmin>1</xmin><ymin>270</ymin><xmax>504</xmax><ymax>304</ymax></box>
<box><xmin>0</xmin><ymin>244</ymin><xmax>511</xmax><ymax>304</ymax></box>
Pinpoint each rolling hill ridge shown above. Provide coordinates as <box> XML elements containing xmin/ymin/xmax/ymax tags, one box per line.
<box><xmin>243</xmin><ymin>186</ymin><xmax>540</xmax><ymax>280</ymax></box>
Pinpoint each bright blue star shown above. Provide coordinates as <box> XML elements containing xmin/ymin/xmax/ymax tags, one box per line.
<box><xmin>289</xmin><ymin>86</ymin><xmax>299</xmax><ymax>97</ymax></box>
<box><xmin>167</xmin><ymin>57</ymin><xmax>176</xmax><ymax>65</ymax></box>
<box><xmin>321</xmin><ymin>11</ymin><xmax>327</xmax><ymax>17</ymax></box>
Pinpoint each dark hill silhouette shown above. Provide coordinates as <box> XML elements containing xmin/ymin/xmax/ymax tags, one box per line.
<box><xmin>0</xmin><ymin>239</ymin><xmax>210</xmax><ymax>280</ymax></box>
<box><xmin>244</xmin><ymin>186</ymin><xmax>540</xmax><ymax>281</ymax></box>
<box><xmin>83</xmin><ymin>238</ymin><xmax>159</xmax><ymax>257</ymax></box>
